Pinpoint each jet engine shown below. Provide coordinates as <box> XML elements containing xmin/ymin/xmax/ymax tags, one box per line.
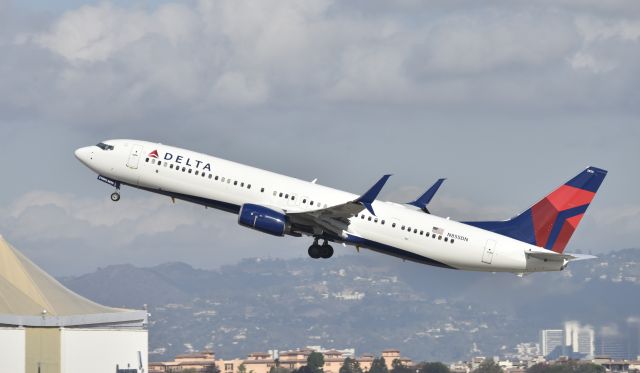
<box><xmin>238</xmin><ymin>204</ymin><xmax>290</xmax><ymax>236</ymax></box>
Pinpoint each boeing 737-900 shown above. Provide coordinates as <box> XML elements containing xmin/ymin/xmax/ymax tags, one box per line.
<box><xmin>75</xmin><ymin>140</ymin><xmax>607</xmax><ymax>275</ymax></box>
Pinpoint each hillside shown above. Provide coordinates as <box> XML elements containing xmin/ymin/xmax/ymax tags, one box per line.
<box><xmin>62</xmin><ymin>249</ymin><xmax>640</xmax><ymax>362</ymax></box>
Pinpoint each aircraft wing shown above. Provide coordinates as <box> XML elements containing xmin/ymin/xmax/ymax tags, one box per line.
<box><xmin>288</xmin><ymin>175</ymin><xmax>391</xmax><ymax>237</ymax></box>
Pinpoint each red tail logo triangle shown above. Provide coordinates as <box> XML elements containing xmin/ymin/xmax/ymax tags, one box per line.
<box><xmin>149</xmin><ymin>149</ymin><xmax>159</xmax><ymax>158</ymax></box>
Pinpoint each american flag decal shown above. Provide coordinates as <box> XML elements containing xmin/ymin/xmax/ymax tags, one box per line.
<box><xmin>432</xmin><ymin>226</ymin><xmax>444</xmax><ymax>235</ymax></box>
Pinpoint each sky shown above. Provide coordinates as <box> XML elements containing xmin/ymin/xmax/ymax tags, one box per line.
<box><xmin>0</xmin><ymin>0</ymin><xmax>638</xmax><ymax>276</ymax></box>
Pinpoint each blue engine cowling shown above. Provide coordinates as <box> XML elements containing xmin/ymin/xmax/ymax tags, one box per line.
<box><xmin>238</xmin><ymin>204</ymin><xmax>290</xmax><ymax>237</ymax></box>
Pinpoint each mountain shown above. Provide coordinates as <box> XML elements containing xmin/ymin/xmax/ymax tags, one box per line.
<box><xmin>61</xmin><ymin>249</ymin><xmax>640</xmax><ymax>362</ymax></box>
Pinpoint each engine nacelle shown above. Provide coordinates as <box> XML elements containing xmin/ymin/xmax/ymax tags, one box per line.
<box><xmin>238</xmin><ymin>204</ymin><xmax>290</xmax><ymax>237</ymax></box>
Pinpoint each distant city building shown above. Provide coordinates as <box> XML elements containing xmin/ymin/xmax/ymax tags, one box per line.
<box><xmin>596</xmin><ymin>330</ymin><xmax>629</xmax><ymax>360</ymax></box>
<box><xmin>540</xmin><ymin>329</ymin><xmax>564</xmax><ymax>357</ymax></box>
<box><xmin>565</xmin><ymin>321</ymin><xmax>595</xmax><ymax>359</ymax></box>
<box><xmin>510</xmin><ymin>342</ymin><xmax>541</xmax><ymax>361</ymax></box>
<box><xmin>151</xmin><ymin>348</ymin><xmax>412</xmax><ymax>373</ymax></box>
<box><xmin>149</xmin><ymin>351</ymin><xmax>216</xmax><ymax>372</ymax></box>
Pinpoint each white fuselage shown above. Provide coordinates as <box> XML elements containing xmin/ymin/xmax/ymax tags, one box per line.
<box><xmin>75</xmin><ymin>139</ymin><xmax>564</xmax><ymax>273</ymax></box>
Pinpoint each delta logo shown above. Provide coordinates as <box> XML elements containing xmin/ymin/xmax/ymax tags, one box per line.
<box><xmin>148</xmin><ymin>149</ymin><xmax>213</xmax><ymax>171</ymax></box>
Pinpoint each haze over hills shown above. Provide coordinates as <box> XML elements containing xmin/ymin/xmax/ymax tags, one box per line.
<box><xmin>61</xmin><ymin>248</ymin><xmax>640</xmax><ymax>362</ymax></box>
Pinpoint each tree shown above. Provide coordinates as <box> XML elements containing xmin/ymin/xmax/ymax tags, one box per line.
<box><xmin>307</xmin><ymin>352</ymin><xmax>325</xmax><ymax>373</ymax></box>
<box><xmin>391</xmin><ymin>359</ymin><xmax>412</xmax><ymax>373</ymax></box>
<box><xmin>369</xmin><ymin>357</ymin><xmax>389</xmax><ymax>373</ymax></box>
<box><xmin>238</xmin><ymin>363</ymin><xmax>248</xmax><ymax>373</ymax></box>
<box><xmin>340</xmin><ymin>357</ymin><xmax>364</xmax><ymax>373</ymax></box>
<box><xmin>526</xmin><ymin>362</ymin><xmax>605</xmax><ymax>373</ymax></box>
<box><xmin>419</xmin><ymin>362</ymin><xmax>450</xmax><ymax>373</ymax></box>
<box><xmin>473</xmin><ymin>359</ymin><xmax>503</xmax><ymax>373</ymax></box>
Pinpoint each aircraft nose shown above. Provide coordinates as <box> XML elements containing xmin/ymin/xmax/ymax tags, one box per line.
<box><xmin>74</xmin><ymin>146</ymin><xmax>91</xmax><ymax>164</ymax></box>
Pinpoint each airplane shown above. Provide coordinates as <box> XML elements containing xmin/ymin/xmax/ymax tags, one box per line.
<box><xmin>74</xmin><ymin>139</ymin><xmax>607</xmax><ymax>274</ymax></box>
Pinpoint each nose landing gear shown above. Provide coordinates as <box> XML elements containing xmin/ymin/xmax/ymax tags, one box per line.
<box><xmin>110</xmin><ymin>181</ymin><xmax>121</xmax><ymax>202</ymax></box>
<box><xmin>308</xmin><ymin>238</ymin><xmax>334</xmax><ymax>259</ymax></box>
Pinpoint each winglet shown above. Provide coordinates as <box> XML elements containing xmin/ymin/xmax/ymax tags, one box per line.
<box><xmin>355</xmin><ymin>174</ymin><xmax>392</xmax><ymax>216</ymax></box>
<box><xmin>407</xmin><ymin>178</ymin><xmax>445</xmax><ymax>213</ymax></box>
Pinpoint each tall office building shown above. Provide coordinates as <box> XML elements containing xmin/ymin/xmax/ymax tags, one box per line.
<box><xmin>540</xmin><ymin>329</ymin><xmax>564</xmax><ymax>357</ymax></box>
<box><xmin>565</xmin><ymin>321</ymin><xmax>595</xmax><ymax>359</ymax></box>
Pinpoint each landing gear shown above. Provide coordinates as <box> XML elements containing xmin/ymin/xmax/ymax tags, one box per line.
<box><xmin>110</xmin><ymin>192</ymin><xmax>121</xmax><ymax>202</ymax></box>
<box><xmin>308</xmin><ymin>238</ymin><xmax>333</xmax><ymax>259</ymax></box>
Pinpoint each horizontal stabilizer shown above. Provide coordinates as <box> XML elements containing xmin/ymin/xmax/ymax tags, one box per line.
<box><xmin>407</xmin><ymin>178</ymin><xmax>445</xmax><ymax>213</ymax></box>
<box><xmin>526</xmin><ymin>251</ymin><xmax>597</xmax><ymax>262</ymax></box>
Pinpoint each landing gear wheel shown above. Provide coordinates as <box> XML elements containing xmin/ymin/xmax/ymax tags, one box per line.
<box><xmin>110</xmin><ymin>192</ymin><xmax>121</xmax><ymax>202</ymax></box>
<box><xmin>320</xmin><ymin>244</ymin><xmax>334</xmax><ymax>259</ymax></box>
<box><xmin>308</xmin><ymin>244</ymin><xmax>321</xmax><ymax>259</ymax></box>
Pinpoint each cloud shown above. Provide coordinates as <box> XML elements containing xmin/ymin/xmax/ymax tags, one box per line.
<box><xmin>0</xmin><ymin>0</ymin><xmax>637</xmax><ymax>126</ymax></box>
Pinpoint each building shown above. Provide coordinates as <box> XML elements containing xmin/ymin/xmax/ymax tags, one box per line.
<box><xmin>381</xmin><ymin>349</ymin><xmax>413</xmax><ymax>371</ymax></box>
<box><xmin>591</xmin><ymin>357</ymin><xmax>640</xmax><ymax>373</ymax></box>
<box><xmin>0</xmin><ymin>235</ymin><xmax>148</xmax><ymax>373</ymax></box>
<box><xmin>541</xmin><ymin>330</ymin><xmax>564</xmax><ymax>357</ymax></box>
<box><xmin>154</xmin><ymin>348</ymin><xmax>412</xmax><ymax>373</ymax></box>
<box><xmin>565</xmin><ymin>321</ymin><xmax>595</xmax><ymax>359</ymax></box>
<box><xmin>149</xmin><ymin>351</ymin><xmax>217</xmax><ymax>372</ymax></box>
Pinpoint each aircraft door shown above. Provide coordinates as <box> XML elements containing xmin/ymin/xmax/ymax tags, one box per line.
<box><xmin>127</xmin><ymin>144</ymin><xmax>143</xmax><ymax>169</ymax></box>
<box><xmin>482</xmin><ymin>239</ymin><xmax>496</xmax><ymax>264</ymax></box>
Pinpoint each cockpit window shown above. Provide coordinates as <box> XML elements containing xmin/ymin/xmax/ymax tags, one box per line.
<box><xmin>96</xmin><ymin>142</ymin><xmax>114</xmax><ymax>151</ymax></box>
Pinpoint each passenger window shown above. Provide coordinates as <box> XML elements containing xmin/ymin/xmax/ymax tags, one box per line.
<box><xmin>444</xmin><ymin>237</ymin><xmax>449</xmax><ymax>242</ymax></box>
<box><xmin>374</xmin><ymin>218</ymin><xmax>378</xmax><ymax>223</ymax></box>
<box><xmin>234</xmin><ymin>181</ymin><xmax>238</xmax><ymax>186</ymax></box>
<box><xmin>291</xmin><ymin>196</ymin><xmax>295</xmax><ymax>200</ymax></box>
<box><xmin>182</xmin><ymin>167</ymin><xmax>186</xmax><ymax>172</ymax></box>
<box><xmin>195</xmin><ymin>171</ymin><xmax>199</xmax><ymax>175</ymax></box>
<box><xmin>451</xmin><ymin>239</ymin><xmax>455</xmax><ymax>244</ymax></box>
<box><xmin>279</xmin><ymin>192</ymin><xmax>283</xmax><ymax>197</ymax></box>
<box><xmin>273</xmin><ymin>191</ymin><xmax>277</xmax><ymax>196</ymax></box>
<box><xmin>221</xmin><ymin>177</ymin><xmax>225</xmax><ymax>182</ymax></box>
<box><xmin>368</xmin><ymin>217</ymin><xmax>372</xmax><ymax>221</ymax></box>
<box><xmin>157</xmin><ymin>161</ymin><xmax>162</xmax><ymax>166</ymax></box>
<box><xmin>438</xmin><ymin>235</ymin><xmax>442</xmax><ymax>240</ymax></box>
<box><xmin>392</xmin><ymin>223</ymin><xmax>396</xmax><ymax>228</ymax></box>
<box><xmin>248</xmin><ymin>184</ymin><xmax>251</xmax><ymax>189</ymax></box>
<box><xmin>361</xmin><ymin>215</ymin><xmax>365</xmax><ymax>219</ymax></box>
<box><xmin>413</xmin><ymin>229</ymin><xmax>417</xmax><ymax>234</ymax></box>
<box><xmin>188</xmin><ymin>169</ymin><xmax>192</xmax><ymax>174</ymax></box>
<box><xmin>145</xmin><ymin>158</ymin><xmax>149</xmax><ymax>163</ymax></box>
<box><xmin>151</xmin><ymin>159</ymin><xmax>156</xmax><ymax>164</ymax></box>
<box><xmin>285</xmin><ymin>194</ymin><xmax>289</xmax><ymax>198</ymax></box>
<box><xmin>420</xmin><ymin>230</ymin><xmax>424</xmax><ymax>235</ymax></box>
<box><xmin>310</xmin><ymin>201</ymin><xmax>314</xmax><ymax>205</ymax></box>
<box><xmin>227</xmin><ymin>179</ymin><xmax>231</xmax><ymax>184</ymax></box>
<box><xmin>381</xmin><ymin>220</ymin><xmax>385</xmax><ymax>225</ymax></box>
<box><xmin>241</xmin><ymin>182</ymin><xmax>244</xmax><ymax>187</ymax></box>
<box><xmin>170</xmin><ymin>164</ymin><xmax>174</xmax><ymax>169</ymax></box>
<box><xmin>401</xmin><ymin>226</ymin><xmax>405</xmax><ymax>230</ymax></box>
<box><xmin>303</xmin><ymin>199</ymin><xmax>307</xmax><ymax>203</ymax></box>
<box><xmin>208</xmin><ymin>174</ymin><xmax>212</xmax><ymax>179</ymax></box>
<box><xmin>261</xmin><ymin>188</ymin><xmax>265</xmax><ymax>193</ymax></box>
<box><xmin>215</xmin><ymin>176</ymin><xmax>219</xmax><ymax>180</ymax></box>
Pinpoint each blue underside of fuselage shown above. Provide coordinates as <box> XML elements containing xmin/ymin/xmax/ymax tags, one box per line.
<box><xmin>124</xmin><ymin>183</ymin><xmax>456</xmax><ymax>270</ymax></box>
